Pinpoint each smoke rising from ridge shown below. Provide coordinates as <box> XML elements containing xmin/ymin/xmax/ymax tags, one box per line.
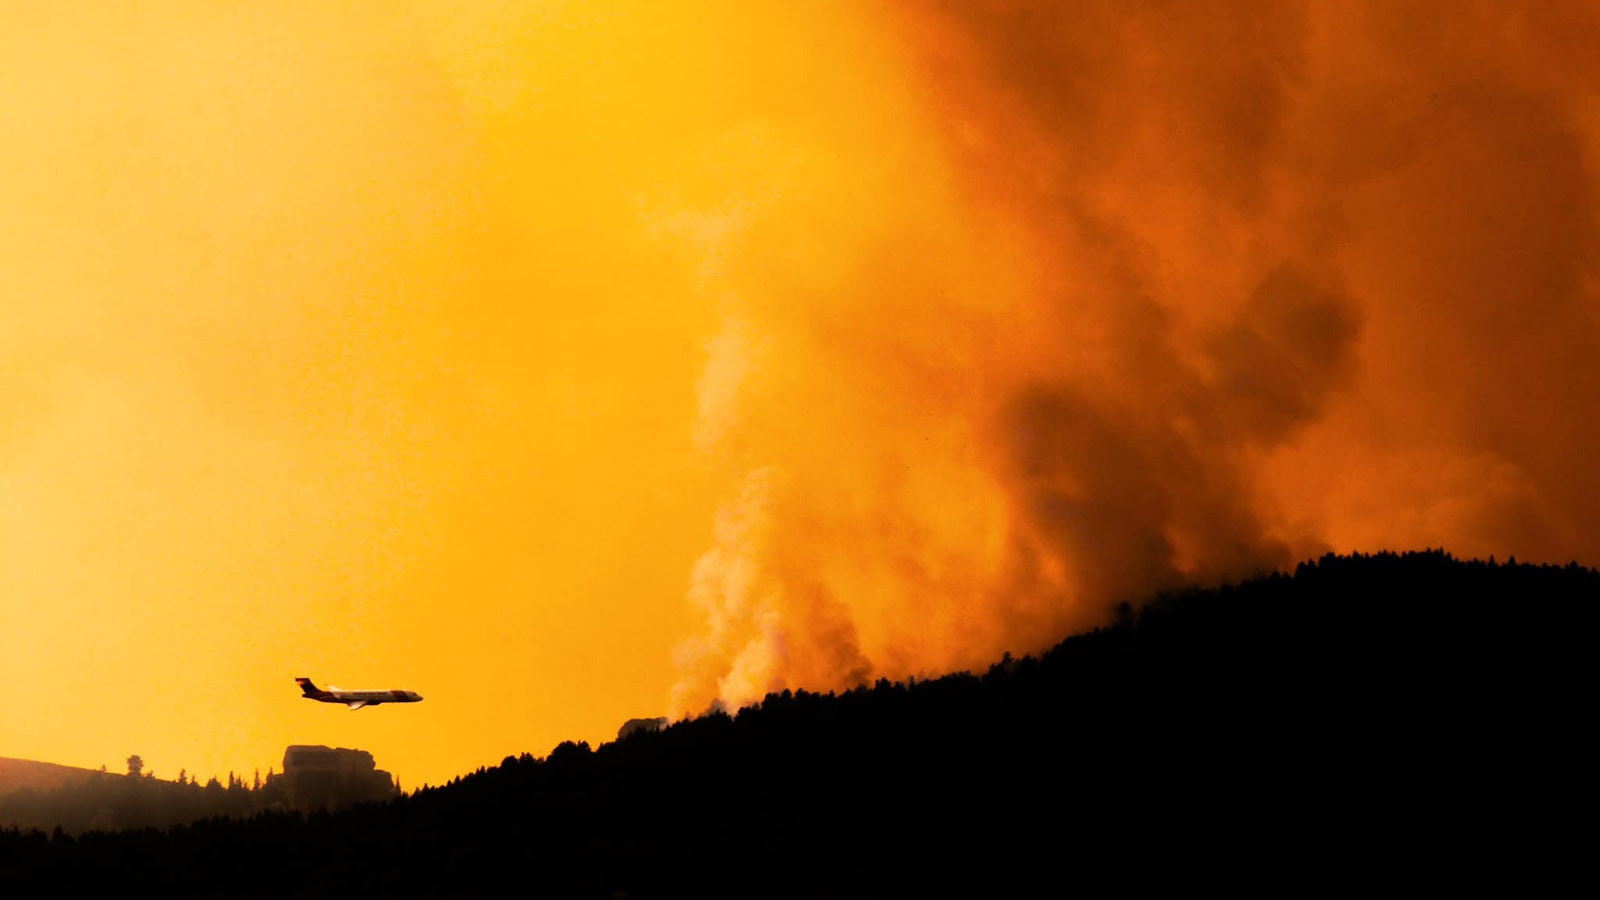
<box><xmin>667</xmin><ymin>1</ymin><xmax>1600</xmax><ymax>715</ymax></box>
<box><xmin>4</xmin><ymin>1</ymin><xmax>1598</xmax><ymax>779</ymax></box>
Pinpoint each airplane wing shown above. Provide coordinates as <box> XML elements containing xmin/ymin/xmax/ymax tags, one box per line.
<box><xmin>346</xmin><ymin>701</ymin><xmax>368</xmax><ymax>710</ymax></box>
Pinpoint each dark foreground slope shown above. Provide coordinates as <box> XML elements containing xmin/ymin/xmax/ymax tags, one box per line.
<box><xmin>4</xmin><ymin>551</ymin><xmax>1594</xmax><ymax>896</ymax></box>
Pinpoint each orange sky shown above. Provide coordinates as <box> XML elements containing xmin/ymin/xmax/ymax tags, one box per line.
<box><xmin>4</xmin><ymin>2</ymin><xmax>1599</xmax><ymax>790</ymax></box>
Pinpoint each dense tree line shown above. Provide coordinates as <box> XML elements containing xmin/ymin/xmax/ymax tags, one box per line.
<box><xmin>2</xmin><ymin>551</ymin><xmax>1593</xmax><ymax>896</ymax></box>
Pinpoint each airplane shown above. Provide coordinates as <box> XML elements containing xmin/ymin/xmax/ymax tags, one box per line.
<box><xmin>296</xmin><ymin>677</ymin><xmax>423</xmax><ymax>710</ymax></box>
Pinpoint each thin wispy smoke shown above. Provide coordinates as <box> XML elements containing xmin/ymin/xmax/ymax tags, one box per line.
<box><xmin>667</xmin><ymin>0</ymin><xmax>1600</xmax><ymax>716</ymax></box>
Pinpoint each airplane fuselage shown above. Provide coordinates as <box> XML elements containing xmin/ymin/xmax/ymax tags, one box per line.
<box><xmin>297</xmin><ymin>677</ymin><xmax>422</xmax><ymax>709</ymax></box>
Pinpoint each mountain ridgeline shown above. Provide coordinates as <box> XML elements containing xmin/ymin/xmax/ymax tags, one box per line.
<box><xmin>4</xmin><ymin>550</ymin><xmax>1593</xmax><ymax>895</ymax></box>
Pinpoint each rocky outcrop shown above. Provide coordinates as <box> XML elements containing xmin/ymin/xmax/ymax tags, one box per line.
<box><xmin>281</xmin><ymin>746</ymin><xmax>395</xmax><ymax>813</ymax></box>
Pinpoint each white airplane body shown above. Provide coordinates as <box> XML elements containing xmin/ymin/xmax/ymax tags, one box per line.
<box><xmin>297</xmin><ymin>677</ymin><xmax>422</xmax><ymax>710</ymax></box>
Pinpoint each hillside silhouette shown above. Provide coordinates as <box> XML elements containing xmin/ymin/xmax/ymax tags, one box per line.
<box><xmin>0</xmin><ymin>747</ymin><xmax>398</xmax><ymax>835</ymax></box>
<box><xmin>0</xmin><ymin>759</ymin><xmax>103</xmax><ymax>797</ymax></box>
<box><xmin>3</xmin><ymin>550</ymin><xmax>1592</xmax><ymax>896</ymax></box>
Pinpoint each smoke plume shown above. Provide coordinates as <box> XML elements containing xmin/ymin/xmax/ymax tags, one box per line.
<box><xmin>668</xmin><ymin>1</ymin><xmax>1600</xmax><ymax>715</ymax></box>
<box><xmin>5</xmin><ymin>1</ymin><xmax>1598</xmax><ymax>781</ymax></box>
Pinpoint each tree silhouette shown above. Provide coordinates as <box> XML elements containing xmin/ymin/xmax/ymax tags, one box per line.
<box><xmin>1</xmin><ymin>551</ymin><xmax>1591</xmax><ymax>895</ymax></box>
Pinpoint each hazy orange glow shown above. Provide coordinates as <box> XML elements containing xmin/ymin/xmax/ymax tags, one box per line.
<box><xmin>4</xmin><ymin>2</ymin><xmax>1599</xmax><ymax>789</ymax></box>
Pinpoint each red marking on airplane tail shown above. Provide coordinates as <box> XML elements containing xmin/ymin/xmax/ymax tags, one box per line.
<box><xmin>295</xmin><ymin>677</ymin><xmax>327</xmax><ymax>699</ymax></box>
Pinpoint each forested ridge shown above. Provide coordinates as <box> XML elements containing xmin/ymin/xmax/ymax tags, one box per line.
<box><xmin>3</xmin><ymin>550</ymin><xmax>1593</xmax><ymax>896</ymax></box>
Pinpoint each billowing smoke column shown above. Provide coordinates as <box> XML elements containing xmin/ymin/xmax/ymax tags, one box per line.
<box><xmin>668</xmin><ymin>1</ymin><xmax>1600</xmax><ymax>716</ymax></box>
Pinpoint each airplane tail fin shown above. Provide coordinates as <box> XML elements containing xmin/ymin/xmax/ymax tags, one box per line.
<box><xmin>295</xmin><ymin>677</ymin><xmax>324</xmax><ymax>698</ymax></box>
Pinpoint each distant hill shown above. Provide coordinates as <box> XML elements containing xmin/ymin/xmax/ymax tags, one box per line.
<box><xmin>4</xmin><ymin>550</ymin><xmax>1594</xmax><ymax>896</ymax></box>
<box><xmin>0</xmin><ymin>758</ymin><xmax>103</xmax><ymax>796</ymax></box>
<box><xmin>0</xmin><ymin>748</ymin><xmax>387</xmax><ymax>834</ymax></box>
